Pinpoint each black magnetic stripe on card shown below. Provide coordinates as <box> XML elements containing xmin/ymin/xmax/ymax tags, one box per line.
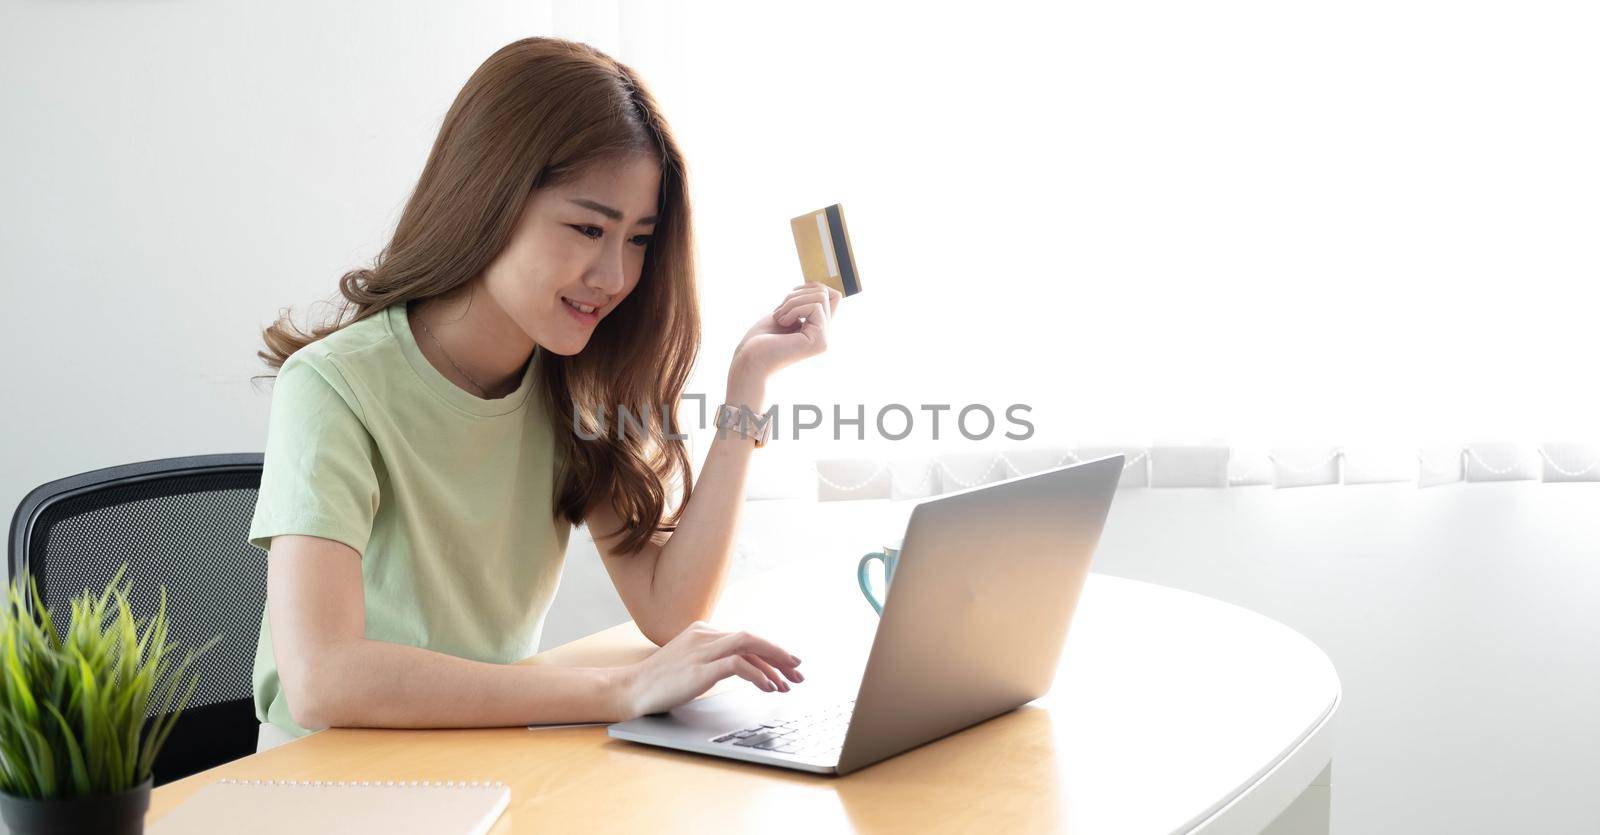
<box><xmin>824</xmin><ymin>204</ymin><xmax>859</xmax><ymax>295</ymax></box>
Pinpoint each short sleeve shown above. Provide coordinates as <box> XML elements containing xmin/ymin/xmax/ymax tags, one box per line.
<box><xmin>248</xmin><ymin>355</ymin><xmax>381</xmax><ymax>556</ymax></box>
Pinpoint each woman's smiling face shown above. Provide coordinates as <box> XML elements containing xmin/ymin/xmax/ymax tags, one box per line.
<box><xmin>479</xmin><ymin>153</ymin><xmax>662</xmax><ymax>356</ymax></box>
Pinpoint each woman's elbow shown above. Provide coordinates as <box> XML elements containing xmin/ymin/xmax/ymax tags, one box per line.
<box><xmin>280</xmin><ymin>656</ymin><xmax>346</xmax><ymax>729</ymax></box>
<box><xmin>640</xmin><ymin>623</ymin><xmax>675</xmax><ymax>648</ymax></box>
<box><xmin>641</xmin><ymin>611</ymin><xmax>712</xmax><ymax>647</ymax></box>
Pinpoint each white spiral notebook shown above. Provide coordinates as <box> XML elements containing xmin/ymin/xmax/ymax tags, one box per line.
<box><xmin>147</xmin><ymin>778</ymin><xmax>511</xmax><ymax>835</ymax></box>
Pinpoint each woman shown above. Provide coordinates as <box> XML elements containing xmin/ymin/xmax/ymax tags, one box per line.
<box><xmin>248</xmin><ymin>36</ymin><xmax>837</xmax><ymax>750</ymax></box>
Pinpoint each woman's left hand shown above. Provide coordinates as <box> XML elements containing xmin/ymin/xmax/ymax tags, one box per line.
<box><xmin>730</xmin><ymin>282</ymin><xmax>842</xmax><ymax>383</ymax></box>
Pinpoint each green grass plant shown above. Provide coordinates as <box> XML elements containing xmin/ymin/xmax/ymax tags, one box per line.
<box><xmin>0</xmin><ymin>564</ymin><xmax>218</xmax><ymax>799</ymax></box>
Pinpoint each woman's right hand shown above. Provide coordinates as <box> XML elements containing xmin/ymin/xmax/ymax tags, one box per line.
<box><xmin>619</xmin><ymin>621</ymin><xmax>805</xmax><ymax>718</ymax></box>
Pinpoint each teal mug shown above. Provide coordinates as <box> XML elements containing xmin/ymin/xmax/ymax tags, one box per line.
<box><xmin>856</xmin><ymin>539</ymin><xmax>903</xmax><ymax>615</ymax></box>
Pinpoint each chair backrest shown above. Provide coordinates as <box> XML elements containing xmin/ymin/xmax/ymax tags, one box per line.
<box><xmin>7</xmin><ymin>453</ymin><xmax>266</xmax><ymax>786</ymax></box>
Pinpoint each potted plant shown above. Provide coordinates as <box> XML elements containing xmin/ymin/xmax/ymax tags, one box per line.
<box><xmin>0</xmin><ymin>564</ymin><xmax>217</xmax><ymax>835</ymax></box>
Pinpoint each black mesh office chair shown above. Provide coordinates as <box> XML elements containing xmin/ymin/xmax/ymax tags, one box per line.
<box><xmin>7</xmin><ymin>453</ymin><xmax>267</xmax><ymax>786</ymax></box>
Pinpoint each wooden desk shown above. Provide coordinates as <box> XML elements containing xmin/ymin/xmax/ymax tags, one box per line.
<box><xmin>147</xmin><ymin>554</ymin><xmax>1338</xmax><ymax>834</ymax></box>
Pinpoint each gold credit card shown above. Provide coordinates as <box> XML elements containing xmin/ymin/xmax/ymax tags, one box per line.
<box><xmin>790</xmin><ymin>203</ymin><xmax>862</xmax><ymax>295</ymax></box>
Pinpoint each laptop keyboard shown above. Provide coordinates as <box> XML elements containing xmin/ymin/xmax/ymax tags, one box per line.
<box><xmin>710</xmin><ymin>698</ymin><xmax>856</xmax><ymax>760</ymax></box>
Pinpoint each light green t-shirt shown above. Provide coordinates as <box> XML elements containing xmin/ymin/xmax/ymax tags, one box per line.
<box><xmin>247</xmin><ymin>301</ymin><xmax>572</xmax><ymax>738</ymax></box>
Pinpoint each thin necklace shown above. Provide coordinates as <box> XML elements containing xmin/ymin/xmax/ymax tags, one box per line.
<box><xmin>412</xmin><ymin>306</ymin><xmax>494</xmax><ymax>398</ymax></box>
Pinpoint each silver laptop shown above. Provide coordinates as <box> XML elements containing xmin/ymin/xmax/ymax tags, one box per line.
<box><xmin>607</xmin><ymin>454</ymin><xmax>1124</xmax><ymax>775</ymax></box>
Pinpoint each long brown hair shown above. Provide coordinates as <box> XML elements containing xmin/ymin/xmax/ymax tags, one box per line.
<box><xmin>255</xmin><ymin>37</ymin><xmax>699</xmax><ymax>555</ymax></box>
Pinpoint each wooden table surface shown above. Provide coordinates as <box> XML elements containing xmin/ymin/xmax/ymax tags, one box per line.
<box><xmin>146</xmin><ymin>551</ymin><xmax>1339</xmax><ymax>834</ymax></box>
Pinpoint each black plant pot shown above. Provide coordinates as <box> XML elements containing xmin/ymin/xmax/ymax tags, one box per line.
<box><xmin>0</xmin><ymin>778</ymin><xmax>153</xmax><ymax>835</ymax></box>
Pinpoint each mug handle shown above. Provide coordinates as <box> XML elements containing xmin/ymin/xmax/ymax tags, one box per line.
<box><xmin>857</xmin><ymin>552</ymin><xmax>888</xmax><ymax>615</ymax></box>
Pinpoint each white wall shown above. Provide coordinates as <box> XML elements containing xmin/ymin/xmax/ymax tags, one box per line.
<box><xmin>665</xmin><ymin>1</ymin><xmax>1600</xmax><ymax>456</ymax></box>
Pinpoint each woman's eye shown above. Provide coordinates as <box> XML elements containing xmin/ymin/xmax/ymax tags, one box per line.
<box><xmin>571</xmin><ymin>225</ymin><xmax>649</xmax><ymax>247</ymax></box>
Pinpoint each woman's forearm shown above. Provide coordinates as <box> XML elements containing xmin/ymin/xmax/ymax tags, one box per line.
<box><xmin>637</xmin><ymin>364</ymin><xmax>766</xmax><ymax>639</ymax></box>
<box><xmin>287</xmin><ymin>636</ymin><xmax>632</xmax><ymax>730</ymax></box>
